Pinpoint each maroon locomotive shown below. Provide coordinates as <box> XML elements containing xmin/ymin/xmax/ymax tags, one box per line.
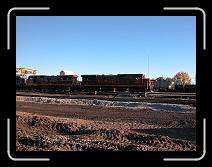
<box><xmin>19</xmin><ymin>73</ymin><xmax>155</xmax><ymax>93</ymax></box>
<box><xmin>26</xmin><ymin>75</ymin><xmax>79</xmax><ymax>92</ymax></box>
<box><xmin>81</xmin><ymin>74</ymin><xmax>155</xmax><ymax>92</ymax></box>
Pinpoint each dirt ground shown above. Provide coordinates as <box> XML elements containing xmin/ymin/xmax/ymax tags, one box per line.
<box><xmin>16</xmin><ymin>98</ymin><xmax>196</xmax><ymax>151</ymax></box>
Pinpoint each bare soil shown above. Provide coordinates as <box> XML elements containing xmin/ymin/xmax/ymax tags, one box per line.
<box><xmin>16</xmin><ymin>100</ymin><xmax>196</xmax><ymax>151</ymax></box>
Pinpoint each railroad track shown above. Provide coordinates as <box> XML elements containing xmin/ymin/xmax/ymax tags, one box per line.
<box><xmin>16</xmin><ymin>91</ymin><xmax>196</xmax><ymax>106</ymax></box>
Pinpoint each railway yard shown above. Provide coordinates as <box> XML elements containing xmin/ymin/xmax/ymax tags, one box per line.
<box><xmin>16</xmin><ymin>91</ymin><xmax>196</xmax><ymax>151</ymax></box>
<box><xmin>15</xmin><ymin>14</ymin><xmax>198</xmax><ymax>153</ymax></box>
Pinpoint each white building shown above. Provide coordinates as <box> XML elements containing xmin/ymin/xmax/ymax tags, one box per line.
<box><xmin>60</xmin><ymin>70</ymin><xmax>78</xmax><ymax>76</ymax></box>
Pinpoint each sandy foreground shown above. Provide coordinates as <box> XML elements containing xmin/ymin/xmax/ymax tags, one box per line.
<box><xmin>16</xmin><ymin>96</ymin><xmax>196</xmax><ymax>151</ymax></box>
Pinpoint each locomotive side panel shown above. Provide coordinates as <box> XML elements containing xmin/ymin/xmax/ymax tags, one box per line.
<box><xmin>27</xmin><ymin>75</ymin><xmax>79</xmax><ymax>92</ymax></box>
<box><xmin>81</xmin><ymin>74</ymin><xmax>152</xmax><ymax>92</ymax></box>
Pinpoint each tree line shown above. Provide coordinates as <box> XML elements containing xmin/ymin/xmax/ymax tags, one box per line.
<box><xmin>155</xmin><ymin>71</ymin><xmax>192</xmax><ymax>90</ymax></box>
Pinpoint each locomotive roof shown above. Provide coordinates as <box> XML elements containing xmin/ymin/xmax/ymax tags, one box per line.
<box><xmin>81</xmin><ymin>74</ymin><xmax>144</xmax><ymax>77</ymax></box>
<box><xmin>28</xmin><ymin>75</ymin><xmax>77</xmax><ymax>77</ymax></box>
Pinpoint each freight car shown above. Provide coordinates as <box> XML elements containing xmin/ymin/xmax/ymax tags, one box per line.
<box><xmin>174</xmin><ymin>85</ymin><xmax>196</xmax><ymax>93</ymax></box>
<box><xmin>81</xmin><ymin>74</ymin><xmax>155</xmax><ymax>93</ymax></box>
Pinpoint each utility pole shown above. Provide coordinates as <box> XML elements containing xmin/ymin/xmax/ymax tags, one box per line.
<box><xmin>148</xmin><ymin>54</ymin><xmax>149</xmax><ymax>78</ymax></box>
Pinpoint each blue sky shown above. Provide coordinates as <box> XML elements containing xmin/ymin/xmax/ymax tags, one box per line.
<box><xmin>16</xmin><ymin>16</ymin><xmax>196</xmax><ymax>82</ymax></box>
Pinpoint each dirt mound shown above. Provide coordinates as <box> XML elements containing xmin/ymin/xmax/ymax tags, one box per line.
<box><xmin>16</xmin><ymin>112</ymin><xmax>196</xmax><ymax>151</ymax></box>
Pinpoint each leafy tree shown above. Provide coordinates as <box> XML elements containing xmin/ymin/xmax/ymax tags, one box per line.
<box><xmin>173</xmin><ymin>71</ymin><xmax>191</xmax><ymax>88</ymax></box>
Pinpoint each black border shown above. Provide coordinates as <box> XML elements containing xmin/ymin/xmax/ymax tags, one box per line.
<box><xmin>0</xmin><ymin>0</ymin><xmax>209</xmax><ymax>165</ymax></box>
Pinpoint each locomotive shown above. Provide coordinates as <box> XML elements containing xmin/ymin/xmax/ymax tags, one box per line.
<box><xmin>16</xmin><ymin>73</ymin><xmax>155</xmax><ymax>93</ymax></box>
<box><xmin>81</xmin><ymin>74</ymin><xmax>155</xmax><ymax>92</ymax></box>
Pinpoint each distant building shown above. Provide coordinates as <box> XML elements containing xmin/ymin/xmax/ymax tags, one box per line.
<box><xmin>60</xmin><ymin>70</ymin><xmax>78</xmax><ymax>77</ymax></box>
